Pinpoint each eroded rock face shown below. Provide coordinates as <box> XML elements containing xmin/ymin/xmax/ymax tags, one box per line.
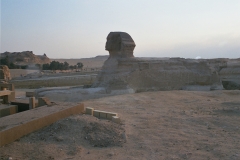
<box><xmin>93</xmin><ymin>32</ymin><xmax>227</xmax><ymax>92</ymax></box>
<box><xmin>0</xmin><ymin>51</ymin><xmax>50</xmax><ymax>65</ymax></box>
<box><xmin>105</xmin><ymin>32</ymin><xmax>136</xmax><ymax>58</ymax></box>
<box><xmin>93</xmin><ymin>57</ymin><xmax>224</xmax><ymax>92</ymax></box>
<box><xmin>219</xmin><ymin>59</ymin><xmax>240</xmax><ymax>90</ymax></box>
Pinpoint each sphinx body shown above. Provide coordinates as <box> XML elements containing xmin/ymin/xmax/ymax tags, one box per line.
<box><xmin>93</xmin><ymin>31</ymin><xmax>224</xmax><ymax>92</ymax></box>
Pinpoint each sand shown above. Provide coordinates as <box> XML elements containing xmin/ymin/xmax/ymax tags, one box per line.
<box><xmin>52</xmin><ymin>56</ymin><xmax>108</xmax><ymax>69</ymax></box>
<box><xmin>0</xmin><ymin>90</ymin><xmax>240</xmax><ymax>160</ymax></box>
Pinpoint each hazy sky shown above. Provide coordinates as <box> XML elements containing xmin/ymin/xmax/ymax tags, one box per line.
<box><xmin>1</xmin><ymin>0</ymin><xmax>240</xmax><ymax>59</ymax></box>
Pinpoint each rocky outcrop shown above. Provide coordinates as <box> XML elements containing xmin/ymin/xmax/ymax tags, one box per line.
<box><xmin>219</xmin><ymin>59</ymin><xmax>240</xmax><ymax>90</ymax></box>
<box><xmin>93</xmin><ymin>32</ymin><xmax>224</xmax><ymax>92</ymax></box>
<box><xmin>0</xmin><ymin>65</ymin><xmax>11</xmax><ymax>81</ymax></box>
<box><xmin>0</xmin><ymin>51</ymin><xmax>50</xmax><ymax>65</ymax></box>
<box><xmin>105</xmin><ymin>32</ymin><xmax>136</xmax><ymax>58</ymax></box>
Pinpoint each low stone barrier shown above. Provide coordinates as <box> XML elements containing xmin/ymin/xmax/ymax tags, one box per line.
<box><xmin>0</xmin><ymin>103</ymin><xmax>84</xmax><ymax>146</ymax></box>
<box><xmin>85</xmin><ymin>107</ymin><xmax>120</xmax><ymax>123</ymax></box>
<box><xmin>0</xmin><ymin>105</ymin><xmax>18</xmax><ymax>118</ymax></box>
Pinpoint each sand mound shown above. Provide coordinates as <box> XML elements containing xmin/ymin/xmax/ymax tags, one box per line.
<box><xmin>17</xmin><ymin>114</ymin><xmax>125</xmax><ymax>148</ymax></box>
<box><xmin>0</xmin><ymin>114</ymin><xmax>125</xmax><ymax>159</ymax></box>
<box><xmin>82</xmin><ymin>120</ymin><xmax>126</xmax><ymax>147</ymax></box>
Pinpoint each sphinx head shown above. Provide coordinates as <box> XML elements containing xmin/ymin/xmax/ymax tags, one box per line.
<box><xmin>105</xmin><ymin>32</ymin><xmax>136</xmax><ymax>58</ymax></box>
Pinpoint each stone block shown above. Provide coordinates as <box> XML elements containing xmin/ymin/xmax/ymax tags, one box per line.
<box><xmin>38</xmin><ymin>97</ymin><xmax>46</xmax><ymax>107</ymax></box>
<box><xmin>26</xmin><ymin>92</ymin><xmax>35</xmax><ymax>97</ymax></box>
<box><xmin>100</xmin><ymin>112</ymin><xmax>107</xmax><ymax>119</ymax></box>
<box><xmin>112</xmin><ymin>116</ymin><xmax>120</xmax><ymax>124</ymax></box>
<box><xmin>38</xmin><ymin>97</ymin><xmax>52</xmax><ymax>107</ymax></box>
<box><xmin>29</xmin><ymin>97</ymin><xmax>35</xmax><ymax>109</ymax></box>
<box><xmin>0</xmin><ymin>105</ymin><xmax>18</xmax><ymax>118</ymax></box>
<box><xmin>0</xmin><ymin>83</ymin><xmax>14</xmax><ymax>91</ymax></box>
<box><xmin>86</xmin><ymin>107</ymin><xmax>93</xmax><ymax>115</ymax></box>
<box><xmin>11</xmin><ymin>101</ymin><xmax>35</xmax><ymax>112</ymax></box>
<box><xmin>107</xmin><ymin>112</ymin><xmax>118</xmax><ymax>120</ymax></box>
<box><xmin>93</xmin><ymin>110</ymin><xmax>100</xmax><ymax>118</ymax></box>
<box><xmin>0</xmin><ymin>103</ymin><xmax>84</xmax><ymax>146</ymax></box>
<box><xmin>1</xmin><ymin>91</ymin><xmax>15</xmax><ymax>103</ymax></box>
<box><xmin>9</xmin><ymin>91</ymin><xmax>15</xmax><ymax>102</ymax></box>
<box><xmin>75</xmin><ymin>103</ymin><xmax>85</xmax><ymax>113</ymax></box>
<box><xmin>0</xmin><ymin>90</ymin><xmax>11</xmax><ymax>96</ymax></box>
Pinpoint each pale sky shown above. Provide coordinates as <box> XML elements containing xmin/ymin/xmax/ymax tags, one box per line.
<box><xmin>1</xmin><ymin>0</ymin><xmax>240</xmax><ymax>59</ymax></box>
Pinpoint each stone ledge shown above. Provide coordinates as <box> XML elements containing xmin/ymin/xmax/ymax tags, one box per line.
<box><xmin>89</xmin><ymin>108</ymin><xmax>119</xmax><ymax>121</ymax></box>
<box><xmin>86</xmin><ymin>107</ymin><xmax>94</xmax><ymax>115</ymax></box>
<box><xmin>0</xmin><ymin>105</ymin><xmax>18</xmax><ymax>118</ymax></box>
<box><xmin>112</xmin><ymin>116</ymin><xmax>120</xmax><ymax>124</ymax></box>
<box><xmin>0</xmin><ymin>103</ymin><xmax>84</xmax><ymax>146</ymax></box>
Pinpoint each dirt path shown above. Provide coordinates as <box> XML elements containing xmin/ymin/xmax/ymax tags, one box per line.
<box><xmin>0</xmin><ymin>90</ymin><xmax>240</xmax><ymax>160</ymax></box>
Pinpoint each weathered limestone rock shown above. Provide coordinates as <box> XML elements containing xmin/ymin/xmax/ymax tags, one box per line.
<box><xmin>93</xmin><ymin>32</ymin><xmax>226</xmax><ymax>92</ymax></box>
<box><xmin>94</xmin><ymin>57</ymin><xmax>224</xmax><ymax>92</ymax></box>
<box><xmin>86</xmin><ymin>107</ymin><xmax>94</xmax><ymax>115</ymax></box>
<box><xmin>38</xmin><ymin>97</ymin><xmax>55</xmax><ymax>107</ymax></box>
<box><xmin>0</xmin><ymin>105</ymin><xmax>18</xmax><ymax>118</ymax></box>
<box><xmin>0</xmin><ymin>103</ymin><xmax>85</xmax><ymax>146</ymax></box>
<box><xmin>0</xmin><ymin>51</ymin><xmax>50</xmax><ymax>65</ymax></box>
<box><xmin>219</xmin><ymin>59</ymin><xmax>240</xmax><ymax>90</ymax></box>
<box><xmin>29</xmin><ymin>97</ymin><xmax>36</xmax><ymax>109</ymax></box>
<box><xmin>105</xmin><ymin>32</ymin><xmax>136</xmax><ymax>58</ymax></box>
<box><xmin>0</xmin><ymin>65</ymin><xmax>11</xmax><ymax>81</ymax></box>
<box><xmin>112</xmin><ymin>116</ymin><xmax>120</xmax><ymax>124</ymax></box>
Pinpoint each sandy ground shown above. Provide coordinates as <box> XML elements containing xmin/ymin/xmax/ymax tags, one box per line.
<box><xmin>10</xmin><ymin>69</ymin><xmax>39</xmax><ymax>78</ymax></box>
<box><xmin>9</xmin><ymin>55</ymin><xmax>108</xmax><ymax>79</ymax></box>
<box><xmin>52</xmin><ymin>56</ymin><xmax>108</xmax><ymax>69</ymax></box>
<box><xmin>0</xmin><ymin>90</ymin><xmax>240</xmax><ymax>160</ymax></box>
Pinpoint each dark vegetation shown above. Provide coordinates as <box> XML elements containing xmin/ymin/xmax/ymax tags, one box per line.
<box><xmin>0</xmin><ymin>56</ymin><xmax>27</xmax><ymax>69</ymax></box>
<box><xmin>40</xmin><ymin>61</ymin><xmax>83</xmax><ymax>70</ymax></box>
<box><xmin>0</xmin><ymin>55</ymin><xmax>84</xmax><ymax>70</ymax></box>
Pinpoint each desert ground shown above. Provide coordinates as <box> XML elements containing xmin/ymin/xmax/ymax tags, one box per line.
<box><xmin>9</xmin><ymin>55</ymin><xmax>107</xmax><ymax>79</ymax></box>
<box><xmin>1</xmin><ymin>55</ymin><xmax>240</xmax><ymax>160</ymax></box>
<box><xmin>1</xmin><ymin>89</ymin><xmax>240</xmax><ymax>160</ymax></box>
<box><xmin>8</xmin><ymin>56</ymin><xmax>107</xmax><ymax>88</ymax></box>
<box><xmin>52</xmin><ymin>56</ymin><xmax>108</xmax><ymax>69</ymax></box>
